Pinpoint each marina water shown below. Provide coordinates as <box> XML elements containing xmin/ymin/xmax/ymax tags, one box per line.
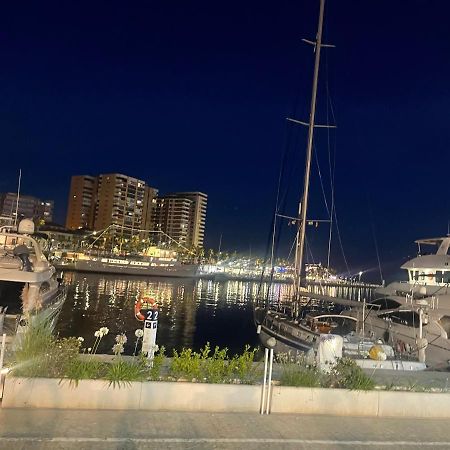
<box><xmin>57</xmin><ymin>272</ymin><xmax>374</xmax><ymax>356</ymax></box>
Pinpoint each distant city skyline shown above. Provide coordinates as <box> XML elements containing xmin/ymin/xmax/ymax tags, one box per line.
<box><xmin>65</xmin><ymin>172</ymin><xmax>207</xmax><ymax>249</ymax></box>
<box><xmin>0</xmin><ymin>191</ymin><xmax>53</xmax><ymax>224</ymax></box>
<box><xmin>0</xmin><ymin>1</ymin><xmax>449</xmax><ymax>281</ymax></box>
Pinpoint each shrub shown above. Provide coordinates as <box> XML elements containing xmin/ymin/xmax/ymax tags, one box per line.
<box><xmin>65</xmin><ymin>358</ymin><xmax>107</xmax><ymax>386</ymax></box>
<box><xmin>170</xmin><ymin>347</ymin><xmax>202</xmax><ymax>381</ymax></box>
<box><xmin>148</xmin><ymin>346</ymin><xmax>165</xmax><ymax>381</ymax></box>
<box><xmin>230</xmin><ymin>345</ymin><xmax>259</xmax><ymax>384</ymax></box>
<box><xmin>280</xmin><ymin>363</ymin><xmax>321</xmax><ymax>387</ymax></box>
<box><xmin>324</xmin><ymin>358</ymin><xmax>375</xmax><ymax>390</ymax></box>
<box><xmin>278</xmin><ymin>355</ymin><xmax>374</xmax><ymax>390</ymax></box>
<box><xmin>169</xmin><ymin>343</ymin><xmax>260</xmax><ymax>384</ymax></box>
<box><xmin>106</xmin><ymin>359</ymin><xmax>147</xmax><ymax>388</ymax></box>
<box><xmin>278</xmin><ymin>353</ymin><xmax>321</xmax><ymax>388</ymax></box>
<box><xmin>12</xmin><ymin>319</ymin><xmax>79</xmax><ymax>378</ymax></box>
<box><xmin>201</xmin><ymin>344</ymin><xmax>231</xmax><ymax>383</ymax></box>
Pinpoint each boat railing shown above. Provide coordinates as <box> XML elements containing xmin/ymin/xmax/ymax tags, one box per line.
<box><xmin>0</xmin><ymin>232</ymin><xmax>47</xmax><ymax>263</ymax></box>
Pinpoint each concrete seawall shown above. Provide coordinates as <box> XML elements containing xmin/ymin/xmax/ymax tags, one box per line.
<box><xmin>3</xmin><ymin>377</ymin><xmax>450</xmax><ymax>418</ymax></box>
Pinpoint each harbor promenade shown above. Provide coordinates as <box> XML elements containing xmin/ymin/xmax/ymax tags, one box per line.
<box><xmin>0</xmin><ymin>409</ymin><xmax>449</xmax><ymax>449</ymax></box>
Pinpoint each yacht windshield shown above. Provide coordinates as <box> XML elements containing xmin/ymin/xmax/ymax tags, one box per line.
<box><xmin>378</xmin><ymin>310</ymin><xmax>421</xmax><ymax>328</ymax></box>
<box><xmin>370</xmin><ymin>298</ymin><xmax>401</xmax><ymax>311</ymax></box>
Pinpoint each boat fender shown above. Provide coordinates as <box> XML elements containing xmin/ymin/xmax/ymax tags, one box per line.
<box><xmin>368</xmin><ymin>345</ymin><xmax>387</xmax><ymax>361</ymax></box>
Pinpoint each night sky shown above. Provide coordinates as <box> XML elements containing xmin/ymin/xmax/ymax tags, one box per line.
<box><xmin>0</xmin><ymin>1</ymin><xmax>449</xmax><ymax>282</ymax></box>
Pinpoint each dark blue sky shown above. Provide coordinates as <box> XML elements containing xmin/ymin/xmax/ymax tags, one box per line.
<box><xmin>0</xmin><ymin>1</ymin><xmax>449</xmax><ymax>281</ymax></box>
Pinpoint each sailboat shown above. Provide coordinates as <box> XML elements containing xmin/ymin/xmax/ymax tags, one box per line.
<box><xmin>254</xmin><ymin>0</ymin><xmax>426</xmax><ymax>370</ymax></box>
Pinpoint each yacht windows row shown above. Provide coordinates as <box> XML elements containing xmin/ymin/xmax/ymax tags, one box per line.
<box><xmin>409</xmin><ymin>271</ymin><xmax>450</xmax><ymax>283</ymax></box>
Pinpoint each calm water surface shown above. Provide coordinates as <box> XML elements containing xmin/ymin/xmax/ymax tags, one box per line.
<box><xmin>56</xmin><ymin>272</ymin><xmax>373</xmax><ymax>356</ymax></box>
<box><xmin>56</xmin><ymin>272</ymin><xmax>284</xmax><ymax>355</ymax></box>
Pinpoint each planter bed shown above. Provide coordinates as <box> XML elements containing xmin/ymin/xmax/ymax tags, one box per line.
<box><xmin>3</xmin><ymin>376</ymin><xmax>450</xmax><ymax>418</ymax></box>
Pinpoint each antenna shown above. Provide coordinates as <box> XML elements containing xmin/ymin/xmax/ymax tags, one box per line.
<box><xmin>14</xmin><ymin>169</ymin><xmax>22</xmax><ymax>228</ymax></box>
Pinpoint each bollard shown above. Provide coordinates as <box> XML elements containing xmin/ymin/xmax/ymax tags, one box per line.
<box><xmin>260</xmin><ymin>348</ymin><xmax>269</xmax><ymax>414</ymax></box>
<box><xmin>266</xmin><ymin>348</ymin><xmax>274</xmax><ymax>414</ymax></box>
<box><xmin>260</xmin><ymin>337</ymin><xmax>276</xmax><ymax>414</ymax></box>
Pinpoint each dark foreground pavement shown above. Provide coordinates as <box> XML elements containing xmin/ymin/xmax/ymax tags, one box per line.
<box><xmin>0</xmin><ymin>409</ymin><xmax>449</xmax><ymax>450</ymax></box>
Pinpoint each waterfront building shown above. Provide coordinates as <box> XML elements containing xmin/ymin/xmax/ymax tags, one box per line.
<box><xmin>0</xmin><ymin>192</ymin><xmax>54</xmax><ymax>223</ymax></box>
<box><xmin>65</xmin><ymin>175</ymin><xmax>98</xmax><ymax>230</ymax></box>
<box><xmin>65</xmin><ymin>173</ymin><xmax>206</xmax><ymax>248</ymax></box>
<box><xmin>66</xmin><ymin>173</ymin><xmax>158</xmax><ymax>240</ymax></box>
<box><xmin>152</xmin><ymin>192</ymin><xmax>207</xmax><ymax>248</ymax></box>
<box><xmin>39</xmin><ymin>223</ymin><xmax>92</xmax><ymax>251</ymax></box>
<box><xmin>94</xmin><ymin>173</ymin><xmax>158</xmax><ymax>240</ymax></box>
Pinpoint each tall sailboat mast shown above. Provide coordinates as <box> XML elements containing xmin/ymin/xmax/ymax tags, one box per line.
<box><xmin>14</xmin><ymin>168</ymin><xmax>22</xmax><ymax>228</ymax></box>
<box><xmin>294</xmin><ymin>0</ymin><xmax>326</xmax><ymax>296</ymax></box>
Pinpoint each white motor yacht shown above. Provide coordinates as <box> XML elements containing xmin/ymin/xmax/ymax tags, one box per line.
<box><xmin>0</xmin><ymin>219</ymin><xmax>66</xmax><ymax>339</ymax></box>
<box><xmin>360</xmin><ymin>237</ymin><xmax>450</xmax><ymax>369</ymax></box>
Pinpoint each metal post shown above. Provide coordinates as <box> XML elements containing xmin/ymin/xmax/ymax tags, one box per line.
<box><xmin>265</xmin><ymin>348</ymin><xmax>274</xmax><ymax>414</ymax></box>
<box><xmin>260</xmin><ymin>348</ymin><xmax>269</xmax><ymax>414</ymax></box>
<box><xmin>361</xmin><ymin>298</ymin><xmax>366</xmax><ymax>338</ymax></box>
<box><xmin>418</xmin><ymin>308</ymin><xmax>427</xmax><ymax>363</ymax></box>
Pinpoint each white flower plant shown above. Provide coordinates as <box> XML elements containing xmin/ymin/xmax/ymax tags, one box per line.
<box><xmin>133</xmin><ymin>329</ymin><xmax>144</xmax><ymax>356</ymax></box>
<box><xmin>112</xmin><ymin>333</ymin><xmax>128</xmax><ymax>356</ymax></box>
<box><xmin>76</xmin><ymin>326</ymin><xmax>148</xmax><ymax>358</ymax></box>
<box><xmin>85</xmin><ymin>327</ymin><xmax>109</xmax><ymax>355</ymax></box>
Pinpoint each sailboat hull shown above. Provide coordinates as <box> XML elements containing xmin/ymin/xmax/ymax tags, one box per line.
<box><xmin>258</xmin><ymin>324</ymin><xmax>314</xmax><ymax>354</ymax></box>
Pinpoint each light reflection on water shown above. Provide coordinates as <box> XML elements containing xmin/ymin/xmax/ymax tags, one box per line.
<box><xmin>57</xmin><ymin>272</ymin><xmax>279</xmax><ymax>356</ymax></box>
<box><xmin>56</xmin><ymin>272</ymin><xmax>374</xmax><ymax>356</ymax></box>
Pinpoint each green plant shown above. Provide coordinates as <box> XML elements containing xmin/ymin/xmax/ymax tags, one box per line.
<box><xmin>169</xmin><ymin>344</ymin><xmax>261</xmax><ymax>384</ymax></box>
<box><xmin>106</xmin><ymin>360</ymin><xmax>146</xmax><ymax>388</ymax></box>
<box><xmin>201</xmin><ymin>345</ymin><xmax>231</xmax><ymax>383</ymax></box>
<box><xmin>406</xmin><ymin>379</ymin><xmax>426</xmax><ymax>392</ymax></box>
<box><xmin>45</xmin><ymin>337</ymin><xmax>81</xmax><ymax>377</ymax></box>
<box><xmin>12</xmin><ymin>319</ymin><xmax>80</xmax><ymax>378</ymax></box>
<box><xmin>65</xmin><ymin>358</ymin><xmax>107</xmax><ymax>386</ymax></box>
<box><xmin>230</xmin><ymin>346</ymin><xmax>259</xmax><ymax>384</ymax></box>
<box><xmin>280</xmin><ymin>363</ymin><xmax>321</xmax><ymax>387</ymax></box>
<box><xmin>170</xmin><ymin>347</ymin><xmax>202</xmax><ymax>380</ymax></box>
<box><xmin>325</xmin><ymin>358</ymin><xmax>375</xmax><ymax>390</ymax></box>
<box><xmin>13</xmin><ymin>318</ymin><xmax>54</xmax><ymax>362</ymax></box>
<box><xmin>148</xmin><ymin>346</ymin><xmax>165</xmax><ymax>380</ymax></box>
<box><xmin>277</xmin><ymin>353</ymin><xmax>322</xmax><ymax>388</ymax></box>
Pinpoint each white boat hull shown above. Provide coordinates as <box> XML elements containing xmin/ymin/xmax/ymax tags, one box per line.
<box><xmin>55</xmin><ymin>258</ymin><xmax>199</xmax><ymax>278</ymax></box>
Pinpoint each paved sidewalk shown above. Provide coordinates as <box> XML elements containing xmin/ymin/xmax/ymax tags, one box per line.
<box><xmin>0</xmin><ymin>409</ymin><xmax>450</xmax><ymax>449</ymax></box>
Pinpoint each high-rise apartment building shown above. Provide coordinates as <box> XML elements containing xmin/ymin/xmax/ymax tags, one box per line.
<box><xmin>0</xmin><ymin>193</ymin><xmax>54</xmax><ymax>223</ymax></box>
<box><xmin>66</xmin><ymin>173</ymin><xmax>158</xmax><ymax>238</ymax></box>
<box><xmin>142</xmin><ymin>186</ymin><xmax>158</xmax><ymax>232</ymax></box>
<box><xmin>94</xmin><ymin>173</ymin><xmax>153</xmax><ymax>238</ymax></box>
<box><xmin>152</xmin><ymin>192</ymin><xmax>207</xmax><ymax>248</ymax></box>
<box><xmin>65</xmin><ymin>175</ymin><xmax>97</xmax><ymax>229</ymax></box>
<box><xmin>65</xmin><ymin>174</ymin><xmax>206</xmax><ymax>247</ymax></box>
